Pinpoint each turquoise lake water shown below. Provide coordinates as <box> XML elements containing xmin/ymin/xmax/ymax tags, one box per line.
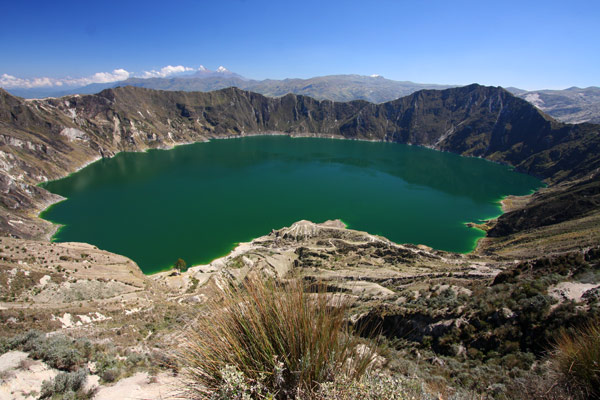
<box><xmin>40</xmin><ymin>136</ymin><xmax>542</xmax><ymax>274</ymax></box>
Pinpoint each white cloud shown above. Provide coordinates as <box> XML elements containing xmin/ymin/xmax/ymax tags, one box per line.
<box><xmin>0</xmin><ymin>69</ymin><xmax>131</xmax><ymax>89</ymax></box>
<box><xmin>80</xmin><ymin>68</ymin><xmax>131</xmax><ymax>84</ymax></box>
<box><xmin>140</xmin><ymin>65</ymin><xmax>195</xmax><ymax>79</ymax></box>
<box><xmin>0</xmin><ymin>64</ymin><xmax>204</xmax><ymax>89</ymax></box>
<box><xmin>1</xmin><ymin>74</ymin><xmax>55</xmax><ymax>88</ymax></box>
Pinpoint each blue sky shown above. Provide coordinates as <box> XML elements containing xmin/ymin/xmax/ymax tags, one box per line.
<box><xmin>1</xmin><ymin>0</ymin><xmax>598</xmax><ymax>90</ymax></box>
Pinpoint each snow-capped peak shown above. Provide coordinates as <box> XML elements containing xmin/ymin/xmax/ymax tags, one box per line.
<box><xmin>198</xmin><ymin>65</ymin><xmax>207</xmax><ymax>71</ymax></box>
<box><xmin>216</xmin><ymin>66</ymin><xmax>229</xmax><ymax>73</ymax></box>
<box><xmin>370</xmin><ymin>74</ymin><xmax>381</xmax><ymax>78</ymax></box>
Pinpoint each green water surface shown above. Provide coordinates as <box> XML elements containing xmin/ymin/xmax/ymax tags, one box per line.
<box><xmin>40</xmin><ymin>136</ymin><xmax>542</xmax><ymax>274</ymax></box>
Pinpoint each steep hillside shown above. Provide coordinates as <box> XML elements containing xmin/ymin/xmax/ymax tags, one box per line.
<box><xmin>8</xmin><ymin>75</ymin><xmax>600</xmax><ymax>125</ymax></box>
<box><xmin>0</xmin><ymin>84</ymin><xmax>599</xmax><ymax>240</ymax></box>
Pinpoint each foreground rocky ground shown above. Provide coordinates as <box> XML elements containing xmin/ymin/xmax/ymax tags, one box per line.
<box><xmin>0</xmin><ymin>217</ymin><xmax>598</xmax><ymax>398</ymax></box>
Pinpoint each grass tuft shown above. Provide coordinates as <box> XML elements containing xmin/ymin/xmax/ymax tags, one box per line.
<box><xmin>179</xmin><ymin>277</ymin><xmax>373</xmax><ymax>399</ymax></box>
<box><xmin>553</xmin><ymin>318</ymin><xmax>600</xmax><ymax>399</ymax></box>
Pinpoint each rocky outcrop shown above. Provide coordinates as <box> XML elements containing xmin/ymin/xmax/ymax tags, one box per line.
<box><xmin>151</xmin><ymin>219</ymin><xmax>483</xmax><ymax>299</ymax></box>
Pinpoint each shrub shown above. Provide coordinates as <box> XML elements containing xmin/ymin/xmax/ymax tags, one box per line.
<box><xmin>553</xmin><ymin>318</ymin><xmax>600</xmax><ymax>399</ymax></box>
<box><xmin>40</xmin><ymin>368</ymin><xmax>93</xmax><ymax>399</ymax></box>
<box><xmin>187</xmin><ymin>276</ymin><xmax>200</xmax><ymax>293</ymax></box>
<box><xmin>4</xmin><ymin>330</ymin><xmax>85</xmax><ymax>371</ymax></box>
<box><xmin>101</xmin><ymin>368</ymin><xmax>119</xmax><ymax>383</ymax></box>
<box><xmin>126</xmin><ymin>351</ymin><xmax>146</xmax><ymax>367</ymax></box>
<box><xmin>315</xmin><ymin>372</ymin><xmax>434</xmax><ymax>400</ymax></box>
<box><xmin>208</xmin><ymin>365</ymin><xmax>273</xmax><ymax>399</ymax></box>
<box><xmin>174</xmin><ymin>258</ymin><xmax>187</xmax><ymax>273</ymax></box>
<box><xmin>26</xmin><ymin>334</ymin><xmax>84</xmax><ymax>371</ymax></box>
<box><xmin>8</xmin><ymin>329</ymin><xmax>43</xmax><ymax>349</ymax></box>
<box><xmin>179</xmin><ymin>277</ymin><xmax>373</xmax><ymax>399</ymax></box>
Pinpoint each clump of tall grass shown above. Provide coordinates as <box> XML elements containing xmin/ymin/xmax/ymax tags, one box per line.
<box><xmin>553</xmin><ymin>319</ymin><xmax>600</xmax><ymax>399</ymax></box>
<box><xmin>179</xmin><ymin>277</ymin><xmax>374</xmax><ymax>399</ymax></box>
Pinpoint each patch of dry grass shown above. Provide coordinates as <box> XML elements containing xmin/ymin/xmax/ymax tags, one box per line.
<box><xmin>179</xmin><ymin>277</ymin><xmax>373</xmax><ymax>399</ymax></box>
<box><xmin>553</xmin><ymin>319</ymin><xmax>600</xmax><ymax>399</ymax></box>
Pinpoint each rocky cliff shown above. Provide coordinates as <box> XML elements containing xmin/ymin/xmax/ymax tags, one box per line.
<box><xmin>0</xmin><ymin>84</ymin><xmax>599</xmax><ymax>240</ymax></box>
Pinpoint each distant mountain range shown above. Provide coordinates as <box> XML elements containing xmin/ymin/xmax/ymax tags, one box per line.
<box><xmin>5</xmin><ymin>72</ymin><xmax>453</xmax><ymax>103</ymax></box>
<box><xmin>506</xmin><ymin>86</ymin><xmax>600</xmax><ymax>124</ymax></box>
<box><xmin>4</xmin><ymin>70</ymin><xmax>600</xmax><ymax>124</ymax></box>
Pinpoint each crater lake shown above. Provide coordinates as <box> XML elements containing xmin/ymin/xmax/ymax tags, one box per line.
<box><xmin>40</xmin><ymin>136</ymin><xmax>542</xmax><ymax>274</ymax></box>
